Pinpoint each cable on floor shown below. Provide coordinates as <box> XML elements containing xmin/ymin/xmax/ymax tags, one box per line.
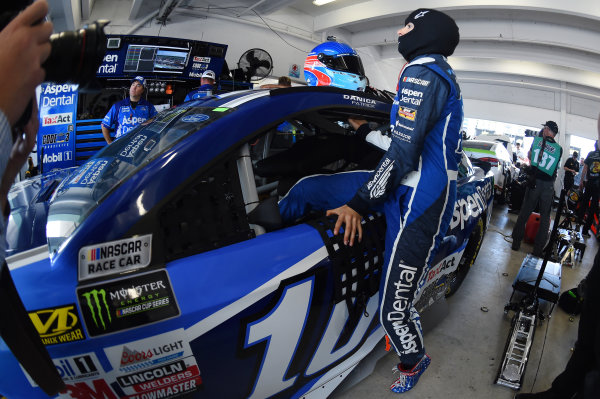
<box><xmin>529</xmin><ymin>315</ymin><xmax>552</xmax><ymax>392</ymax></box>
<box><xmin>487</xmin><ymin>227</ymin><xmax>513</xmax><ymax>243</ymax></box>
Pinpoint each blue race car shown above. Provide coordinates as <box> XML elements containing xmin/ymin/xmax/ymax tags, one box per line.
<box><xmin>1</xmin><ymin>86</ymin><xmax>493</xmax><ymax>398</ymax></box>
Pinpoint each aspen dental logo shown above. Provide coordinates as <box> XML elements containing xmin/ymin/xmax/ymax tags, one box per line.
<box><xmin>81</xmin><ymin>289</ymin><xmax>112</xmax><ymax>331</ymax></box>
<box><xmin>78</xmin><ymin>234</ymin><xmax>152</xmax><ymax>281</ymax></box>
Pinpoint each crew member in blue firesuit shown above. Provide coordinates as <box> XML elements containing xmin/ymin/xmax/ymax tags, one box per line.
<box><xmin>184</xmin><ymin>70</ymin><xmax>216</xmax><ymax>101</ymax></box>
<box><xmin>101</xmin><ymin>76</ymin><xmax>157</xmax><ymax>144</ymax></box>
<box><xmin>278</xmin><ymin>9</ymin><xmax>462</xmax><ymax>393</ymax></box>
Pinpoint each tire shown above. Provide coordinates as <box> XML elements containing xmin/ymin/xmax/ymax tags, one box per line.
<box><xmin>497</xmin><ymin>173</ymin><xmax>510</xmax><ymax>204</ymax></box>
<box><xmin>445</xmin><ymin>217</ymin><xmax>485</xmax><ymax>297</ymax></box>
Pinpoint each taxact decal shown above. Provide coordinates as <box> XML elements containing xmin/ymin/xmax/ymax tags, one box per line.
<box><xmin>77</xmin><ymin>270</ymin><xmax>180</xmax><ymax>337</ymax></box>
<box><xmin>78</xmin><ymin>234</ymin><xmax>152</xmax><ymax>281</ymax></box>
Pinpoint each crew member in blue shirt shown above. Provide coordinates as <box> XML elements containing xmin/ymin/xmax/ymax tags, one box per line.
<box><xmin>184</xmin><ymin>70</ymin><xmax>216</xmax><ymax>102</ymax></box>
<box><xmin>101</xmin><ymin>76</ymin><xmax>157</xmax><ymax>144</ymax></box>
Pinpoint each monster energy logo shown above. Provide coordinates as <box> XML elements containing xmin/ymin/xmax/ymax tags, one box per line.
<box><xmin>81</xmin><ymin>289</ymin><xmax>112</xmax><ymax>330</ymax></box>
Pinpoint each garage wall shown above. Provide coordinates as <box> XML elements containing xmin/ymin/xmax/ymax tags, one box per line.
<box><xmin>88</xmin><ymin>4</ymin><xmax>600</xmax><ymax>140</ymax></box>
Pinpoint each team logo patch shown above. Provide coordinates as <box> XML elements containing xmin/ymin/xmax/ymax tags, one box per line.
<box><xmin>79</xmin><ymin>234</ymin><xmax>152</xmax><ymax>281</ymax></box>
<box><xmin>181</xmin><ymin>114</ymin><xmax>210</xmax><ymax>123</ymax></box>
<box><xmin>398</xmin><ymin>106</ymin><xmax>416</xmax><ymax>121</ymax></box>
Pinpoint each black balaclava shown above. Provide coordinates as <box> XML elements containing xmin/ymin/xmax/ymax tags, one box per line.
<box><xmin>397</xmin><ymin>9</ymin><xmax>460</xmax><ymax>62</ymax></box>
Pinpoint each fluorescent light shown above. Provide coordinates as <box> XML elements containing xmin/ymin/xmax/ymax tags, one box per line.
<box><xmin>313</xmin><ymin>0</ymin><xmax>336</xmax><ymax>5</ymax></box>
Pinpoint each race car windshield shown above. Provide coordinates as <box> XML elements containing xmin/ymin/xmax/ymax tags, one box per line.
<box><xmin>46</xmin><ymin>105</ymin><xmax>234</xmax><ymax>253</ymax></box>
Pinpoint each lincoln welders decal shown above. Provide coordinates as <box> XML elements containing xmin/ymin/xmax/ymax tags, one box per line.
<box><xmin>27</xmin><ymin>303</ymin><xmax>86</xmax><ymax>345</ymax></box>
<box><xmin>104</xmin><ymin>329</ymin><xmax>202</xmax><ymax>397</ymax></box>
<box><xmin>78</xmin><ymin>234</ymin><xmax>152</xmax><ymax>281</ymax></box>
<box><xmin>77</xmin><ymin>270</ymin><xmax>179</xmax><ymax>337</ymax></box>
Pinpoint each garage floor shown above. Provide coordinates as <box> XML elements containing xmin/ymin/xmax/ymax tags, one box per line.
<box><xmin>338</xmin><ymin>203</ymin><xmax>596</xmax><ymax>399</ymax></box>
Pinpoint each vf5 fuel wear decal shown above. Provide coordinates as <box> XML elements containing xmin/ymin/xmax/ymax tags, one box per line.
<box><xmin>77</xmin><ymin>270</ymin><xmax>180</xmax><ymax>337</ymax></box>
<box><xmin>27</xmin><ymin>303</ymin><xmax>86</xmax><ymax>345</ymax></box>
<box><xmin>78</xmin><ymin>234</ymin><xmax>152</xmax><ymax>281</ymax></box>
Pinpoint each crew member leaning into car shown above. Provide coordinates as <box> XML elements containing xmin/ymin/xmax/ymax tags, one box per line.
<box><xmin>278</xmin><ymin>9</ymin><xmax>462</xmax><ymax>394</ymax></box>
<box><xmin>511</xmin><ymin>121</ymin><xmax>563</xmax><ymax>256</ymax></box>
<box><xmin>101</xmin><ymin>76</ymin><xmax>157</xmax><ymax>144</ymax></box>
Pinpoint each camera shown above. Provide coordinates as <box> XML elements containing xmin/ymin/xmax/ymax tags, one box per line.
<box><xmin>0</xmin><ymin>1</ymin><xmax>108</xmax><ymax>91</ymax></box>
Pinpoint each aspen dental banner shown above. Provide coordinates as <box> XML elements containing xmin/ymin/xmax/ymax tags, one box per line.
<box><xmin>38</xmin><ymin>83</ymin><xmax>78</xmax><ymax>172</ymax></box>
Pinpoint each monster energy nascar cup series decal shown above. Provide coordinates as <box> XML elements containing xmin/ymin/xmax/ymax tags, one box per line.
<box><xmin>77</xmin><ymin>270</ymin><xmax>180</xmax><ymax>337</ymax></box>
<box><xmin>78</xmin><ymin>234</ymin><xmax>152</xmax><ymax>281</ymax></box>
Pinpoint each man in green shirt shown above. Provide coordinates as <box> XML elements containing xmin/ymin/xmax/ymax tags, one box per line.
<box><xmin>511</xmin><ymin>121</ymin><xmax>563</xmax><ymax>257</ymax></box>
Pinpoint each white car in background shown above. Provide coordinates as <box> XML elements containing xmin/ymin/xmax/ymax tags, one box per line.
<box><xmin>463</xmin><ymin>139</ymin><xmax>517</xmax><ymax>203</ymax></box>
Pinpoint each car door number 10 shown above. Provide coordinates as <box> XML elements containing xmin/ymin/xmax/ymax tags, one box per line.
<box><xmin>244</xmin><ymin>276</ymin><xmax>379</xmax><ymax>399</ymax></box>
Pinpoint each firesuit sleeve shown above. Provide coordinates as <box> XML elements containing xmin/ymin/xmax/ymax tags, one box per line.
<box><xmin>355</xmin><ymin>123</ymin><xmax>391</xmax><ymax>151</ymax></box>
<box><xmin>101</xmin><ymin>103</ymin><xmax>118</xmax><ymax>130</ymax></box>
<box><xmin>346</xmin><ymin>64</ymin><xmax>450</xmax><ymax>215</ymax></box>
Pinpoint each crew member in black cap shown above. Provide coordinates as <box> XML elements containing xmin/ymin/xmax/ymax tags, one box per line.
<box><xmin>511</xmin><ymin>120</ymin><xmax>563</xmax><ymax>256</ymax></box>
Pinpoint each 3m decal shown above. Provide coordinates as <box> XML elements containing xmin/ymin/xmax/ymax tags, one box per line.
<box><xmin>397</xmin><ymin>106</ymin><xmax>416</xmax><ymax>121</ymax></box>
<box><xmin>77</xmin><ymin>270</ymin><xmax>180</xmax><ymax>337</ymax></box>
<box><xmin>78</xmin><ymin>234</ymin><xmax>152</xmax><ymax>281</ymax></box>
<box><xmin>27</xmin><ymin>304</ymin><xmax>85</xmax><ymax>345</ymax></box>
<box><xmin>58</xmin><ymin>379</ymin><xmax>117</xmax><ymax>399</ymax></box>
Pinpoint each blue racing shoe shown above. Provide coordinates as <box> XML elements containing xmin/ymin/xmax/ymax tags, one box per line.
<box><xmin>389</xmin><ymin>354</ymin><xmax>431</xmax><ymax>393</ymax></box>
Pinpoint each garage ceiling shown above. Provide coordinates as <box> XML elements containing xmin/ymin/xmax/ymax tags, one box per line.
<box><xmin>46</xmin><ymin>0</ymin><xmax>600</xmax><ymax>131</ymax></box>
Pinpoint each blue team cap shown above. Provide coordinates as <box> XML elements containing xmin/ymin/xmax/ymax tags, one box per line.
<box><xmin>131</xmin><ymin>76</ymin><xmax>146</xmax><ymax>88</ymax></box>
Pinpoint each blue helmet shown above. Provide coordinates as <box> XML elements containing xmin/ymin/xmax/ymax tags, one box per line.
<box><xmin>304</xmin><ymin>42</ymin><xmax>367</xmax><ymax>91</ymax></box>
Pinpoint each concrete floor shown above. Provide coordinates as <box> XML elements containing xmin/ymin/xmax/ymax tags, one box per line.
<box><xmin>339</xmin><ymin>203</ymin><xmax>595</xmax><ymax>399</ymax></box>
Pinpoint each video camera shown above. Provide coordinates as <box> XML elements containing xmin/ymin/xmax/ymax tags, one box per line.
<box><xmin>0</xmin><ymin>0</ymin><xmax>108</xmax><ymax>92</ymax></box>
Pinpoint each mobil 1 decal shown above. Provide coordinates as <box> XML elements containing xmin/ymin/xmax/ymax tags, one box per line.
<box><xmin>27</xmin><ymin>303</ymin><xmax>85</xmax><ymax>345</ymax></box>
<box><xmin>79</xmin><ymin>234</ymin><xmax>152</xmax><ymax>281</ymax></box>
<box><xmin>104</xmin><ymin>329</ymin><xmax>202</xmax><ymax>398</ymax></box>
<box><xmin>77</xmin><ymin>270</ymin><xmax>180</xmax><ymax>337</ymax></box>
<box><xmin>22</xmin><ymin>352</ymin><xmax>104</xmax><ymax>387</ymax></box>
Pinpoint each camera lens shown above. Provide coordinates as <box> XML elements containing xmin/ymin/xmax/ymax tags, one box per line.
<box><xmin>42</xmin><ymin>20</ymin><xmax>109</xmax><ymax>91</ymax></box>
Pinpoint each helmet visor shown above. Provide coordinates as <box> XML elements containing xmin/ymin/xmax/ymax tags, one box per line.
<box><xmin>320</xmin><ymin>54</ymin><xmax>365</xmax><ymax>76</ymax></box>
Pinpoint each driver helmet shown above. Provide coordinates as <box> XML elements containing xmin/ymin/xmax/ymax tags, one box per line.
<box><xmin>304</xmin><ymin>42</ymin><xmax>367</xmax><ymax>91</ymax></box>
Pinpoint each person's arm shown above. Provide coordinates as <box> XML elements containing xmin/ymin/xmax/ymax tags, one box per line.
<box><xmin>0</xmin><ymin>103</ymin><xmax>39</xmax><ymax>213</ymax></box>
<box><xmin>101</xmin><ymin>104</ymin><xmax>117</xmax><ymax>144</ymax></box>
<box><xmin>597</xmin><ymin>110</ymin><xmax>600</xmax><ymax>143</ymax></box>
<box><xmin>101</xmin><ymin>125</ymin><xmax>113</xmax><ymax>144</ymax></box>
<box><xmin>349</xmin><ymin>118</ymin><xmax>391</xmax><ymax>151</ymax></box>
<box><xmin>149</xmin><ymin>103</ymin><xmax>158</xmax><ymax>118</ymax></box>
<box><xmin>335</xmin><ymin>65</ymin><xmax>450</xmax><ymax>244</ymax></box>
<box><xmin>347</xmin><ymin>66</ymin><xmax>449</xmax><ymax>215</ymax></box>
<box><xmin>0</xmin><ymin>0</ymin><xmax>52</xmax><ymax>127</ymax></box>
<box><xmin>580</xmin><ymin>163</ymin><xmax>589</xmax><ymax>189</ymax></box>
